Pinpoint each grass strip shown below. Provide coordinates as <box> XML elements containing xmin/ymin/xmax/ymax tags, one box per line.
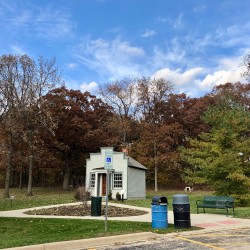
<box><xmin>1</xmin><ymin>188</ymin><xmax>249</xmax><ymax>218</ymax></box>
<box><xmin>0</xmin><ymin>188</ymin><xmax>75</xmax><ymax>211</ymax></box>
<box><xmin>0</xmin><ymin>217</ymin><xmax>191</xmax><ymax>249</ymax></box>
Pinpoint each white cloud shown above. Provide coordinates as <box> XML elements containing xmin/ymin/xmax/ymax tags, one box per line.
<box><xmin>141</xmin><ymin>30</ymin><xmax>156</xmax><ymax>38</ymax></box>
<box><xmin>10</xmin><ymin>45</ymin><xmax>27</xmax><ymax>55</ymax></box>
<box><xmin>173</xmin><ymin>13</ymin><xmax>184</xmax><ymax>29</ymax></box>
<box><xmin>192</xmin><ymin>21</ymin><xmax>250</xmax><ymax>52</ymax></box>
<box><xmin>0</xmin><ymin>1</ymin><xmax>76</xmax><ymax>40</ymax></box>
<box><xmin>66</xmin><ymin>63</ymin><xmax>78</xmax><ymax>69</ymax></box>
<box><xmin>157</xmin><ymin>17</ymin><xmax>170</xmax><ymax>23</ymax></box>
<box><xmin>152</xmin><ymin>54</ymin><xmax>244</xmax><ymax>97</ymax></box>
<box><xmin>157</xmin><ymin>13</ymin><xmax>184</xmax><ymax>30</ymax></box>
<box><xmin>80</xmin><ymin>81</ymin><xmax>99</xmax><ymax>93</ymax></box>
<box><xmin>193</xmin><ymin>5</ymin><xmax>207</xmax><ymax>12</ymax></box>
<box><xmin>152</xmin><ymin>38</ymin><xmax>187</xmax><ymax>68</ymax></box>
<box><xmin>198</xmin><ymin>69</ymin><xmax>243</xmax><ymax>91</ymax></box>
<box><xmin>153</xmin><ymin>67</ymin><xmax>204</xmax><ymax>86</ymax></box>
<box><xmin>74</xmin><ymin>38</ymin><xmax>145</xmax><ymax>80</ymax></box>
<box><xmin>198</xmin><ymin>57</ymin><xmax>243</xmax><ymax>90</ymax></box>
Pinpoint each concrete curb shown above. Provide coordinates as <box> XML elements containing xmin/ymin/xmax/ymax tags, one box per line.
<box><xmin>2</xmin><ymin>232</ymin><xmax>164</xmax><ymax>250</ymax></box>
<box><xmin>4</xmin><ymin>223</ymin><xmax>249</xmax><ymax>250</ymax></box>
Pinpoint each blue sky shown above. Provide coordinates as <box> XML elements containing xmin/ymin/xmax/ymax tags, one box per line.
<box><xmin>1</xmin><ymin>0</ymin><xmax>249</xmax><ymax>97</ymax></box>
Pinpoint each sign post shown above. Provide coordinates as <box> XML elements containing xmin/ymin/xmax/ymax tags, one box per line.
<box><xmin>104</xmin><ymin>149</ymin><xmax>113</xmax><ymax>231</ymax></box>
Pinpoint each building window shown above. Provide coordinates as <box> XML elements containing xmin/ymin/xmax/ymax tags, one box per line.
<box><xmin>90</xmin><ymin>173</ymin><xmax>95</xmax><ymax>188</ymax></box>
<box><xmin>113</xmin><ymin>173</ymin><xmax>123</xmax><ymax>188</ymax></box>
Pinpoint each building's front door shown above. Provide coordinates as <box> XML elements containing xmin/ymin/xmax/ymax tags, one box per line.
<box><xmin>102</xmin><ymin>174</ymin><xmax>106</xmax><ymax>196</ymax></box>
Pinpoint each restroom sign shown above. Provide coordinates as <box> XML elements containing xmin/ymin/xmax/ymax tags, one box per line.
<box><xmin>104</xmin><ymin>150</ymin><xmax>113</xmax><ymax>169</ymax></box>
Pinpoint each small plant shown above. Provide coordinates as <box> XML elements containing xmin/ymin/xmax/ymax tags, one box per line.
<box><xmin>74</xmin><ymin>187</ymin><xmax>84</xmax><ymax>201</ymax></box>
<box><xmin>74</xmin><ymin>187</ymin><xmax>91</xmax><ymax>202</ymax></box>
<box><xmin>108</xmin><ymin>191</ymin><xmax>112</xmax><ymax>200</ymax></box>
<box><xmin>74</xmin><ymin>187</ymin><xmax>91</xmax><ymax>210</ymax></box>
<box><xmin>116</xmin><ymin>192</ymin><xmax>121</xmax><ymax>201</ymax></box>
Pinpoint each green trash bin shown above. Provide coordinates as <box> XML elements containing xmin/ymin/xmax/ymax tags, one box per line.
<box><xmin>91</xmin><ymin>196</ymin><xmax>102</xmax><ymax>216</ymax></box>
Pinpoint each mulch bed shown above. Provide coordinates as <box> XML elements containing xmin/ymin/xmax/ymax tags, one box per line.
<box><xmin>25</xmin><ymin>204</ymin><xmax>148</xmax><ymax>217</ymax></box>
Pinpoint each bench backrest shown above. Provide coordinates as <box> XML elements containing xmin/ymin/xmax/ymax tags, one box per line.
<box><xmin>204</xmin><ymin>196</ymin><xmax>234</xmax><ymax>206</ymax></box>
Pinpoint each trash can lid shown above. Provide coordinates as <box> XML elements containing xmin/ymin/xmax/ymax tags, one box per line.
<box><xmin>151</xmin><ymin>196</ymin><xmax>168</xmax><ymax>205</ymax></box>
<box><xmin>172</xmin><ymin>194</ymin><xmax>189</xmax><ymax>204</ymax></box>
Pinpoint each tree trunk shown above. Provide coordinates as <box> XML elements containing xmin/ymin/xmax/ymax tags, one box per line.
<box><xmin>19</xmin><ymin>170</ymin><xmax>23</xmax><ymax>189</ymax></box>
<box><xmin>63</xmin><ymin>164</ymin><xmax>71</xmax><ymax>190</ymax></box>
<box><xmin>4</xmin><ymin>166</ymin><xmax>11</xmax><ymax>198</ymax></box>
<box><xmin>27</xmin><ymin>129</ymin><xmax>34</xmax><ymax>196</ymax></box>
<box><xmin>122</xmin><ymin>126</ymin><xmax>127</xmax><ymax>145</ymax></box>
<box><xmin>154</xmin><ymin>138</ymin><xmax>158</xmax><ymax>192</ymax></box>
<box><xmin>3</xmin><ymin>139</ymin><xmax>13</xmax><ymax>198</ymax></box>
<box><xmin>43</xmin><ymin>170</ymin><xmax>47</xmax><ymax>188</ymax></box>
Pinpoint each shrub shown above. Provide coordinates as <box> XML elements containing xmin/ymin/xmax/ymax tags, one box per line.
<box><xmin>116</xmin><ymin>192</ymin><xmax>121</xmax><ymax>201</ymax></box>
<box><xmin>74</xmin><ymin>187</ymin><xmax>91</xmax><ymax>201</ymax></box>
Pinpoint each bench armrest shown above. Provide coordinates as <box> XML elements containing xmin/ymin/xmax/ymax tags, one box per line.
<box><xmin>226</xmin><ymin>200</ymin><xmax>234</xmax><ymax>207</ymax></box>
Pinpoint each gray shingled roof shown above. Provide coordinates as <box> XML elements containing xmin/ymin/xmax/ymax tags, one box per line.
<box><xmin>128</xmin><ymin>156</ymin><xmax>147</xmax><ymax>170</ymax></box>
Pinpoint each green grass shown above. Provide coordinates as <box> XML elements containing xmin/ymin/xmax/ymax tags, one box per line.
<box><xmin>0</xmin><ymin>218</ymin><xmax>191</xmax><ymax>249</ymax></box>
<box><xmin>0</xmin><ymin>188</ymin><xmax>201</xmax><ymax>211</ymax></box>
<box><xmin>117</xmin><ymin>190</ymin><xmax>214</xmax><ymax>212</ymax></box>
<box><xmin>0</xmin><ymin>187</ymin><xmax>249</xmax><ymax>248</ymax></box>
<box><xmin>0</xmin><ymin>188</ymin><xmax>76</xmax><ymax>211</ymax></box>
<box><xmin>1</xmin><ymin>188</ymin><xmax>249</xmax><ymax>218</ymax></box>
<box><xmin>113</xmin><ymin>189</ymin><xmax>250</xmax><ymax>219</ymax></box>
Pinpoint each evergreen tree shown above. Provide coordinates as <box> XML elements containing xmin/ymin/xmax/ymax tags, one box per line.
<box><xmin>180</xmin><ymin>97</ymin><xmax>250</xmax><ymax>205</ymax></box>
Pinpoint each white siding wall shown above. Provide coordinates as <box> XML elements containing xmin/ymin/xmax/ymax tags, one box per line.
<box><xmin>127</xmin><ymin>167</ymin><xmax>146</xmax><ymax>199</ymax></box>
<box><xmin>85</xmin><ymin>148</ymin><xmax>128</xmax><ymax>199</ymax></box>
<box><xmin>111</xmin><ymin>152</ymin><xmax>128</xmax><ymax>200</ymax></box>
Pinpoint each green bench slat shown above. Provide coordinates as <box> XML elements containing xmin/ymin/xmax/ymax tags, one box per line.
<box><xmin>196</xmin><ymin>196</ymin><xmax>235</xmax><ymax>216</ymax></box>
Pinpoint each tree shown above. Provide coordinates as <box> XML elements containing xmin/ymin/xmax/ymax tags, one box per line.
<box><xmin>209</xmin><ymin>82</ymin><xmax>250</xmax><ymax>110</ymax></box>
<box><xmin>43</xmin><ymin>87</ymin><xmax>118</xmax><ymax>190</ymax></box>
<box><xmin>0</xmin><ymin>55</ymin><xmax>28</xmax><ymax>197</ymax></box>
<box><xmin>0</xmin><ymin>54</ymin><xmax>61</xmax><ymax>197</ymax></box>
<box><xmin>181</xmin><ymin>95</ymin><xmax>215</xmax><ymax>138</ymax></box>
<box><xmin>98</xmin><ymin>77</ymin><xmax>138</xmax><ymax>145</ymax></box>
<box><xmin>180</xmin><ymin>98</ymin><xmax>250</xmax><ymax>204</ymax></box>
<box><xmin>135</xmin><ymin>77</ymin><xmax>173</xmax><ymax>191</ymax></box>
<box><xmin>242</xmin><ymin>53</ymin><xmax>250</xmax><ymax>82</ymax></box>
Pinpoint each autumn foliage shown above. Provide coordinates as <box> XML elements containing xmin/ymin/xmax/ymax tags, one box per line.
<box><xmin>0</xmin><ymin>54</ymin><xmax>250</xmax><ymax>202</ymax></box>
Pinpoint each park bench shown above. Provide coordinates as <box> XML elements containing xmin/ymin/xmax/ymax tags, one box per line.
<box><xmin>196</xmin><ymin>196</ymin><xmax>235</xmax><ymax>216</ymax></box>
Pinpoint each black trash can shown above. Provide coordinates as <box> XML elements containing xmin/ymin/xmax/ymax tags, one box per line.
<box><xmin>151</xmin><ymin>196</ymin><xmax>168</xmax><ymax>229</ymax></box>
<box><xmin>172</xmin><ymin>194</ymin><xmax>191</xmax><ymax>228</ymax></box>
<box><xmin>91</xmin><ymin>196</ymin><xmax>102</xmax><ymax>216</ymax></box>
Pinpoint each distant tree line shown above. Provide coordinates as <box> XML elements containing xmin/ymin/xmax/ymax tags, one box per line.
<box><xmin>0</xmin><ymin>53</ymin><xmax>249</xmax><ymax>204</ymax></box>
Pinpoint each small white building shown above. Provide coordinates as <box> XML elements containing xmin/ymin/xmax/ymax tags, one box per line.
<box><xmin>85</xmin><ymin>147</ymin><xmax>147</xmax><ymax>200</ymax></box>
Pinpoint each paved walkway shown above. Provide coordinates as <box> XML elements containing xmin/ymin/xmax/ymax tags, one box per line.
<box><xmin>1</xmin><ymin>202</ymin><xmax>250</xmax><ymax>250</ymax></box>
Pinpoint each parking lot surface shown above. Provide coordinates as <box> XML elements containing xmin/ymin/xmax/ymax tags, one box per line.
<box><xmin>101</xmin><ymin>227</ymin><xmax>250</xmax><ymax>250</ymax></box>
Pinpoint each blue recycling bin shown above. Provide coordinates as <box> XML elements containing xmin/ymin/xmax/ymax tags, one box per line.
<box><xmin>151</xmin><ymin>196</ymin><xmax>168</xmax><ymax>229</ymax></box>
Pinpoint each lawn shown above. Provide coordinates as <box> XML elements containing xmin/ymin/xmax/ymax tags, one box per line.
<box><xmin>0</xmin><ymin>188</ymin><xmax>75</xmax><ymax>211</ymax></box>
<box><xmin>0</xmin><ymin>187</ymin><xmax>249</xmax><ymax>249</ymax></box>
<box><xmin>118</xmin><ymin>189</ymin><xmax>250</xmax><ymax>218</ymax></box>
<box><xmin>1</xmin><ymin>188</ymin><xmax>249</xmax><ymax>218</ymax></box>
<box><xmin>0</xmin><ymin>217</ymin><xmax>165</xmax><ymax>249</ymax></box>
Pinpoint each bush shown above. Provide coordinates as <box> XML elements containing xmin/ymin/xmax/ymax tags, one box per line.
<box><xmin>74</xmin><ymin>187</ymin><xmax>91</xmax><ymax>201</ymax></box>
<box><xmin>116</xmin><ymin>192</ymin><xmax>121</xmax><ymax>201</ymax></box>
<box><xmin>108</xmin><ymin>191</ymin><xmax>112</xmax><ymax>200</ymax></box>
